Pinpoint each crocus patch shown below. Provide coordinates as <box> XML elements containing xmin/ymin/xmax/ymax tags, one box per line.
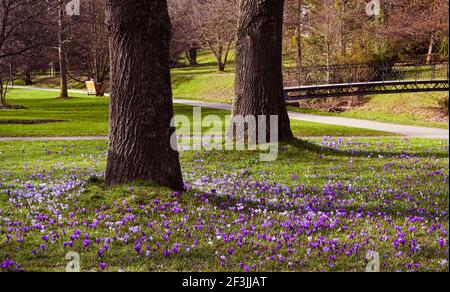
<box><xmin>0</xmin><ymin>138</ymin><xmax>448</xmax><ymax>272</ymax></box>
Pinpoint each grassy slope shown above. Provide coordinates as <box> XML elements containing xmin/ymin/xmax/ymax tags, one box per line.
<box><xmin>288</xmin><ymin>91</ymin><xmax>449</xmax><ymax>129</ymax></box>
<box><xmin>0</xmin><ymin>138</ymin><xmax>448</xmax><ymax>271</ymax></box>
<box><xmin>172</xmin><ymin>50</ymin><xmax>236</xmax><ymax>104</ymax></box>
<box><xmin>0</xmin><ymin>89</ymin><xmax>394</xmax><ymax>137</ymax></box>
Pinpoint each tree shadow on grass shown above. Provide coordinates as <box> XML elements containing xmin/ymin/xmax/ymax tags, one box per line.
<box><xmin>171</xmin><ymin>74</ymin><xmax>195</xmax><ymax>89</ymax></box>
<box><xmin>285</xmin><ymin>139</ymin><xmax>449</xmax><ymax>159</ymax></box>
<box><xmin>0</xmin><ymin>104</ymin><xmax>27</xmax><ymax>110</ymax></box>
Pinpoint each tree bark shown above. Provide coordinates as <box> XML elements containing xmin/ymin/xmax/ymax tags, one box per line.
<box><xmin>58</xmin><ymin>2</ymin><xmax>69</xmax><ymax>99</ymax></box>
<box><xmin>105</xmin><ymin>0</ymin><xmax>184</xmax><ymax>190</ymax></box>
<box><xmin>230</xmin><ymin>0</ymin><xmax>294</xmax><ymax>143</ymax></box>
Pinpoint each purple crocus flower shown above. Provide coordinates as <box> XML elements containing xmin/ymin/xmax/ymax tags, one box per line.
<box><xmin>135</xmin><ymin>243</ymin><xmax>142</xmax><ymax>254</ymax></box>
<box><xmin>83</xmin><ymin>239</ymin><xmax>91</xmax><ymax>249</ymax></box>
<box><xmin>0</xmin><ymin>259</ymin><xmax>15</xmax><ymax>270</ymax></box>
<box><xmin>100</xmin><ymin>262</ymin><xmax>107</xmax><ymax>270</ymax></box>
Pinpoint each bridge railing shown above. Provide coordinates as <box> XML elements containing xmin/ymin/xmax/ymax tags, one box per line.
<box><xmin>283</xmin><ymin>62</ymin><xmax>449</xmax><ymax>87</ymax></box>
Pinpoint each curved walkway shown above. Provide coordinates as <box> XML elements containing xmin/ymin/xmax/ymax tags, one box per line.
<box><xmin>8</xmin><ymin>86</ymin><xmax>450</xmax><ymax>139</ymax></box>
<box><xmin>172</xmin><ymin>99</ymin><xmax>449</xmax><ymax>139</ymax></box>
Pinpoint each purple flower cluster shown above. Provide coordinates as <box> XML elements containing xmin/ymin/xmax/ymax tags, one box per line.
<box><xmin>0</xmin><ymin>139</ymin><xmax>448</xmax><ymax>272</ymax></box>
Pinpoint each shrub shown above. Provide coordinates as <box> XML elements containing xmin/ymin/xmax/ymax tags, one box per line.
<box><xmin>438</xmin><ymin>95</ymin><xmax>449</xmax><ymax>115</ymax></box>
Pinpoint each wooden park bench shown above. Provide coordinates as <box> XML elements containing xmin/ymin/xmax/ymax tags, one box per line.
<box><xmin>85</xmin><ymin>81</ymin><xmax>105</xmax><ymax>96</ymax></box>
<box><xmin>86</xmin><ymin>81</ymin><xmax>96</xmax><ymax>96</ymax></box>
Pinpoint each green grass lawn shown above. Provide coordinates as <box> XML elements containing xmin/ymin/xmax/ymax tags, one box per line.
<box><xmin>172</xmin><ymin>73</ymin><xmax>235</xmax><ymax>104</ymax></box>
<box><xmin>0</xmin><ymin>138</ymin><xmax>448</xmax><ymax>271</ymax></box>
<box><xmin>0</xmin><ymin>89</ymin><xmax>394</xmax><ymax>137</ymax></box>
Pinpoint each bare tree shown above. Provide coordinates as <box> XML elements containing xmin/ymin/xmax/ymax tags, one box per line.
<box><xmin>192</xmin><ymin>0</ymin><xmax>237</xmax><ymax>71</ymax></box>
<box><xmin>56</xmin><ymin>0</ymin><xmax>69</xmax><ymax>98</ymax></box>
<box><xmin>105</xmin><ymin>0</ymin><xmax>184</xmax><ymax>190</ymax></box>
<box><xmin>0</xmin><ymin>0</ymin><xmax>53</xmax><ymax>106</ymax></box>
<box><xmin>384</xmin><ymin>0</ymin><xmax>449</xmax><ymax>63</ymax></box>
<box><xmin>15</xmin><ymin>47</ymin><xmax>54</xmax><ymax>85</ymax></box>
<box><xmin>67</xmin><ymin>0</ymin><xmax>109</xmax><ymax>87</ymax></box>
<box><xmin>168</xmin><ymin>0</ymin><xmax>200</xmax><ymax>66</ymax></box>
<box><xmin>285</xmin><ymin>0</ymin><xmax>309</xmax><ymax>67</ymax></box>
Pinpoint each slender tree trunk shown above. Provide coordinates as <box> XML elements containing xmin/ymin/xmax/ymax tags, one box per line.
<box><xmin>0</xmin><ymin>77</ymin><xmax>5</xmax><ymax>106</ymax></box>
<box><xmin>296</xmin><ymin>0</ymin><xmax>302</xmax><ymax>68</ymax></box>
<box><xmin>58</xmin><ymin>2</ymin><xmax>69</xmax><ymax>99</ymax></box>
<box><xmin>187</xmin><ymin>46</ymin><xmax>198</xmax><ymax>65</ymax></box>
<box><xmin>23</xmin><ymin>72</ymin><xmax>33</xmax><ymax>85</ymax></box>
<box><xmin>326</xmin><ymin>40</ymin><xmax>331</xmax><ymax>84</ymax></box>
<box><xmin>9</xmin><ymin>58</ymin><xmax>14</xmax><ymax>87</ymax></box>
<box><xmin>339</xmin><ymin>0</ymin><xmax>347</xmax><ymax>58</ymax></box>
<box><xmin>230</xmin><ymin>0</ymin><xmax>294</xmax><ymax>142</ymax></box>
<box><xmin>105</xmin><ymin>0</ymin><xmax>184</xmax><ymax>190</ymax></box>
<box><xmin>340</xmin><ymin>25</ymin><xmax>347</xmax><ymax>57</ymax></box>
<box><xmin>218</xmin><ymin>61</ymin><xmax>226</xmax><ymax>72</ymax></box>
<box><xmin>216</xmin><ymin>52</ymin><xmax>226</xmax><ymax>72</ymax></box>
<box><xmin>427</xmin><ymin>34</ymin><xmax>435</xmax><ymax>64</ymax></box>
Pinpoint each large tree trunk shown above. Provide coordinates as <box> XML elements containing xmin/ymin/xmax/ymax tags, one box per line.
<box><xmin>105</xmin><ymin>0</ymin><xmax>184</xmax><ymax>190</ymax></box>
<box><xmin>230</xmin><ymin>0</ymin><xmax>294</xmax><ymax>143</ymax></box>
<box><xmin>58</xmin><ymin>2</ymin><xmax>69</xmax><ymax>99</ymax></box>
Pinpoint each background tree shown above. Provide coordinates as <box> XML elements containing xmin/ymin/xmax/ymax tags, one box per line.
<box><xmin>67</xmin><ymin>0</ymin><xmax>109</xmax><ymax>85</ymax></box>
<box><xmin>0</xmin><ymin>0</ymin><xmax>52</xmax><ymax>107</ymax></box>
<box><xmin>105</xmin><ymin>0</ymin><xmax>184</xmax><ymax>190</ymax></box>
<box><xmin>56</xmin><ymin>0</ymin><xmax>69</xmax><ymax>99</ymax></box>
<box><xmin>230</xmin><ymin>0</ymin><xmax>294</xmax><ymax>142</ymax></box>
<box><xmin>168</xmin><ymin>0</ymin><xmax>200</xmax><ymax>66</ymax></box>
<box><xmin>192</xmin><ymin>0</ymin><xmax>238</xmax><ymax>71</ymax></box>
<box><xmin>15</xmin><ymin>47</ymin><xmax>54</xmax><ymax>85</ymax></box>
<box><xmin>384</xmin><ymin>0</ymin><xmax>449</xmax><ymax>63</ymax></box>
<box><xmin>284</xmin><ymin>0</ymin><xmax>310</xmax><ymax>67</ymax></box>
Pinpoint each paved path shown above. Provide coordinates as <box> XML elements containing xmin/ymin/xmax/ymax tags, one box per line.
<box><xmin>169</xmin><ymin>99</ymin><xmax>449</xmax><ymax>139</ymax></box>
<box><xmin>9</xmin><ymin>86</ymin><xmax>450</xmax><ymax>139</ymax></box>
